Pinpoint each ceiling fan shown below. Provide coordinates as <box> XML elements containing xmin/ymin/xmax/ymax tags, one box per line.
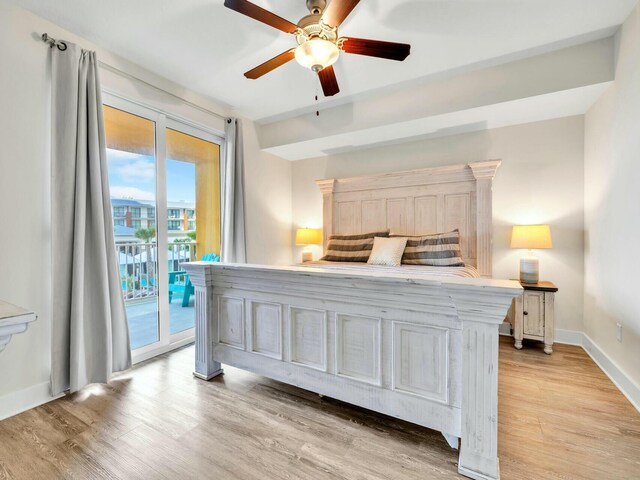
<box><xmin>224</xmin><ymin>0</ymin><xmax>411</xmax><ymax>97</ymax></box>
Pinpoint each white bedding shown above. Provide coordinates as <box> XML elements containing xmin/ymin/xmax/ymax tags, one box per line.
<box><xmin>302</xmin><ymin>260</ymin><xmax>481</xmax><ymax>278</ymax></box>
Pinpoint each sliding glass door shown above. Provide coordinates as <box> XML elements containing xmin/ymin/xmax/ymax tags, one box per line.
<box><xmin>166</xmin><ymin>124</ymin><xmax>221</xmax><ymax>335</ymax></box>
<box><xmin>104</xmin><ymin>105</ymin><xmax>160</xmax><ymax>351</ymax></box>
<box><xmin>103</xmin><ymin>94</ymin><xmax>222</xmax><ymax>363</ymax></box>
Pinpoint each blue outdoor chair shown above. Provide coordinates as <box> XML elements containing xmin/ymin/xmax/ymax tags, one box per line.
<box><xmin>168</xmin><ymin>253</ymin><xmax>219</xmax><ymax>307</ymax></box>
<box><xmin>201</xmin><ymin>253</ymin><xmax>220</xmax><ymax>262</ymax></box>
<box><xmin>168</xmin><ymin>271</ymin><xmax>194</xmax><ymax>307</ymax></box>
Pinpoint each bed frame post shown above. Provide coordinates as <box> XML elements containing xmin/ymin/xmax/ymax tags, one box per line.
<box><xmin>447</xmin><ymin>285</ymin><xmax>515</xmax><ymax>480</ymax></box>
<box><xmin>469</xmin><ymin>161</ymin><xmax>501</xmax><ymax>278</ymax></box>
<box><xmin>316</xmin><ymin>178</ymin><xmax>336</xmax><ymax>252</ymax></box>
<box><xmin>187</xmin><ymin>264</ymin><xmax>223</xmax><ymax>380</ymax></box>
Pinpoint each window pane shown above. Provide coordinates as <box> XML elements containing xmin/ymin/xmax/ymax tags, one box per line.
<box><xmin>104</xmin><ymin>105</ymin><xmax>159</xmax><ymax>351</ymax></box>
<box><xmin>166</xmin><ymin>127</ymin><xmax>220</xmax><ymax>335</ymax></box>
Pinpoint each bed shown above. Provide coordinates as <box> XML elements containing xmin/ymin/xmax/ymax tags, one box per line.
<box><xmin>183</xmin><ymin>161</ymin><xmax>522</xmax><ymax>480</ymax></box>
<box><xmin>303</xmin><ymin>260</ymin><xmax>483</xmax><ymax>277</ymax></box>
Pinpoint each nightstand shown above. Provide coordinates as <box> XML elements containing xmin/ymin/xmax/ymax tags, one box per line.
<box><xmin>512</xmin><ymin>281</ymin><xmax>558</xmax><ymax>354</ymax></box>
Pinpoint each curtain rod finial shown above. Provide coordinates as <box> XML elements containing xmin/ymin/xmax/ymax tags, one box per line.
<box><xmin>41</xmin><ymin>33</ymin><xmax>67</xmax><ymax>51</ymax></box>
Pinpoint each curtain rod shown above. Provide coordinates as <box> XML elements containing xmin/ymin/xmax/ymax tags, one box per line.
<box><xmin>41</xmin><ymin>33</ymin><xmax>229</xmax><ymax>122</ymax></box>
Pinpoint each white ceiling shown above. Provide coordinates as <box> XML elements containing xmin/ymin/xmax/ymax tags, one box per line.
<box><xmin>11</xmin><ymin>0</ymin><xmax>638</xmax><ymax>121</ymax></box>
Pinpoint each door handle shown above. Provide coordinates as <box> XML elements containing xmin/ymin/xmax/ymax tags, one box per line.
<box><xmin>523</xmin><ymin>311</ymin><xmax>528</xmax><ymax>315</ymax></box>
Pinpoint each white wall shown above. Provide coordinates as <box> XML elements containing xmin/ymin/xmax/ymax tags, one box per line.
<box><xmin>243</xmin><ymin>120</ymin><xmax>292</xmax><ymax>266</ymax></box>
<box><xmin>0</xmin><ymin>1</ymin><xmax>53</xmax><ymax>410</ymax></box>
<box><xmin>0</xmin><ymin>1</ymin><xmax>291</xmax><ymax>414</ymax></box>
<box><xmin>292</xmin><ymin>116</ymin><xmax>585</xmax><ymax>335</ymax></box>
<box><xmin>584</xmin><ymin>3</ymin><xmax>640</xmax><ymax>388</ymax></box>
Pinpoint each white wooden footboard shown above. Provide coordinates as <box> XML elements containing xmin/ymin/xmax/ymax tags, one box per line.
<box><xmin>184</xmin><ymin>262</ymin><xmax>521</xmax><ymax>480</ymax></box>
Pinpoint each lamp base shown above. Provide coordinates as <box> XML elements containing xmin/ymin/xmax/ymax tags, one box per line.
<box><xmin>519</xmin><ymin>256</ymin><xmax>539</xmax><ymax>284</ymax></box>
<box><xmin>301</xmin><ymin>250</ymin><xmax>313</xmax><ymax>262</ymax></box>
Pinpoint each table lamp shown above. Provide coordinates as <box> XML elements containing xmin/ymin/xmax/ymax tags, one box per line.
<box><xmin>510</xmin><ymin>224</ymin><xmax>552</xmax><ymax>284</ymax></box>
<box><xmin>295</xmin><ymin>228</ymin><xmax>322</xmax><ymax>262</ymax></box>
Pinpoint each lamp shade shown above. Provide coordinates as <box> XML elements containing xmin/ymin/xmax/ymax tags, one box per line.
<box><xmin>510</xmin><ymin>224</ymin><xmax>552</xmax><ymax>249</ymax></box>
<box><xmin>295</xmin><ymin>39</ymin><xmax>339</xmax><ymax>71</ymax></box>
<box><xmin>295</xmin><ymin>228</ymin><xmax>322</xmax><ymax>245</ymax></box>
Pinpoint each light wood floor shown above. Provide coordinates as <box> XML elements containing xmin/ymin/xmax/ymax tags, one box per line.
<box><xmin>1</xmin><ymin>337</ymin><xmax>639</xmax><ymax>479</ymax></box>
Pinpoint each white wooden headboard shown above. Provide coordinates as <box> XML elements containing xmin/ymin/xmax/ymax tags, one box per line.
<box><xmin>316</xmin><ymin>161</ymin><xmax>501</xmax><ymax>277</ymax></box>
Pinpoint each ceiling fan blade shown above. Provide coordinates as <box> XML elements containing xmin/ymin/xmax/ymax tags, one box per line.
<box><xmin>244</xmin><ymin>49</ymin><xmax>296</xmax><ymax>79</ymax></box>
<box><xmin>224</xmin><ymin>0</ymin><xmax>298</xmax><ymax>34</ymax></box>
<box><xmin>341</xmin><ymin>37</ymin><xmax>411</xmax><ymax>61</ymax></box>
<box><xmin>321</xmin><ymin>0</ymin><xmax>360</xmax><ymax>28</ymax></box>
<box><xmin>318</xmin><ymin>65</ymin><xmax>340</xmax><ymax>97</ymax></box>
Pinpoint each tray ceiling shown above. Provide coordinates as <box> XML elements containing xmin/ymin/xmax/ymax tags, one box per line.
<box><xmin>10</xmin><ymin>0</ymin><xmax>638</xmax><ymax>120</ymax></box>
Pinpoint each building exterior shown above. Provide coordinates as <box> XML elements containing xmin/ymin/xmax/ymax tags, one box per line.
<box><xmin>111</xmin><ymin>198</ymin><xmax>195</xmax><ymax>243</ymax></box>
<box><xmin>167</xmin><ymin>200</ymin><xmax>196</xmax><ymax>234</ymax></box>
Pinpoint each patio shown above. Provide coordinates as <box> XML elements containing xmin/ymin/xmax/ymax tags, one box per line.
<box><xmin>126</xmin><ymin>295</ymin><xmax>194</xmax><ymax>350</ymax></box>
<box><xmin>115</xmin><ymin>240</ymin><xmax>197</xmax><ymax>350</ymax></box>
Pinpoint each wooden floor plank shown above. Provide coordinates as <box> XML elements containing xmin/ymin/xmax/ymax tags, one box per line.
<box><xmin>1</xmin><ymin>337</ymin><xmax>638</xmax><ymax>479</ymax></box>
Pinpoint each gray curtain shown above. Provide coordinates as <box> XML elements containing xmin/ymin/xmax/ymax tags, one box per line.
<box><xmin>221</xmin><ymin>118</ymin><xmax>247</xmax><ymax>263</ymax></box>
<box><xmin>50</xmin><ymin>42</ymin><xmax>131</xmax><ymax>395</ymax></box>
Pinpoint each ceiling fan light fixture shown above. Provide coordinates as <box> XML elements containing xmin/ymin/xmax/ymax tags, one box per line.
<box><xmin>295</xmin><ymin>38</ymin><xmax>339</xmax><ymax>72</ymax></box>
<box><xmin>225</xmin><ymin>0</ymin><xmax>411</xmax><ymax>97</ymax></box>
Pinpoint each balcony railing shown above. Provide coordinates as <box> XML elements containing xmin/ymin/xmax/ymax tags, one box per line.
<box><xmin>116</xmin><ymin>241</ymin><xmax>196</xmax><ymax>302</ymax></box>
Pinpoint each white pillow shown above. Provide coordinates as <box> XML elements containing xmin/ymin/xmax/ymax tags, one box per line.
<box><xmin>367</xmin><ymin>237</ymin><xmax>408</xmax><ymax>266</ymax></box>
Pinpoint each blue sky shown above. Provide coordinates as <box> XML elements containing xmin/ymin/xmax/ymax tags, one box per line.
<box><xmin>107</xmin><ymin>148</ymin><xmax>195</xmax><ymax>203</ymax></box>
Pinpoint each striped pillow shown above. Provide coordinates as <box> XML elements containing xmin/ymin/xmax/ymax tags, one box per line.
<box><xmin>322</xmin><ymin>230</ymin><xmax>390</xmax><ymax>262</ymax></box>
<box><xmin>392</xmin><ymin>230</ymin><xmax>465</xmax><ymax>266</ymax></box>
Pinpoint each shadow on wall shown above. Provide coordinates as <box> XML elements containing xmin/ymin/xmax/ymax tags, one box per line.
<box><xmin>583</xmin><ymin>291</ymin><xmax>640</xmax><ymax>383</ymax></box>
<box><xmin>242</xmin><ymin>120</ymin><xmax>293</xmax><ymax>265</ymax></box>
<box><xmin>583</xmin><ymin>154</ymin><xmax>640</xmax><ymax>376</ymax></box>
<box><xmin>314</xmin><ymin>127</ymin><xmax>494</xmax><ymax>181</ymax></box>
<box><xmin>493</xmin><ymin>220</ymin><xmax>584</xmax><ymax>278</ymax></box>
<box><xmin>320</xmin><ymin>121</ymin><xmax>491</xmax><ymax>158</ymax></box>
<box><xmin>493</xmin><ymin>211</ymin><xmax>585</xmax><ymax>333</ymax></box>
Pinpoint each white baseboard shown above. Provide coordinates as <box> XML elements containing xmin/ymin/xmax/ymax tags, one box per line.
<box><xmin>0</xmin><ymin>381</ymin><xmax>63</xmax><ymax>421</ymax></box>
<box><xmin>554</xmin><ymin>328</ymin><xmax>583</xmax><ymax>346</ymax></box>
<box><xmin>499</xmin><ymin>325</ymin><xmax>583</xmax><ymax>347</ymax></box>
<box><xmin>582</xmin><ymin>334</ymin><xmax>640</xmax><ymax>413</ymax></box>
